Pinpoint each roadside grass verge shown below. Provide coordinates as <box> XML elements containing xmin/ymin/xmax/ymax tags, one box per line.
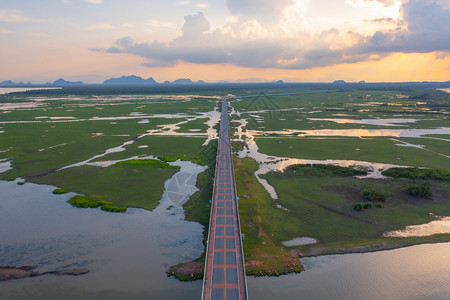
<box><xmin>236</xmin><ymin>157</ymin><xmax>304</xmax><ymax>276</ymax></box>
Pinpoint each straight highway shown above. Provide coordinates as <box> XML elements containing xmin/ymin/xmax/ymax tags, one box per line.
<box><xmin>202</xmin><ymin>98</ymin><xmax>248</xmax><ymax>300</ymax></box>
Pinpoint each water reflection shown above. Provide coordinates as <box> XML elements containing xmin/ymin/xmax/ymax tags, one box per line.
<box><xmin>307</xmin><ymin>118</ymin><xmax>430</xmax><ymax>127</ymax></box>
<box><xmin>248</xmin><ymin>243</ymin><xmax>450</xmax><ymax>300</ymax></box>
<box><xmin>0</xmin><ymin>159</ymin><xmax>11</xmax><ymax>173</ymax></box>
<box><xmin>251</xmin><ymin>127</ymin><xmax>450</xmax><ymax>138</ymax></box>
<box><xmin>384</xmin><ymin>217</ymin><xmax>450</xmax><ymax>238</ymax></box>
<box><xmin>0</xmin><ymin>87</ymin><xmax>60</xmax><ymax>95</ymax></box>
<box><xmin>0</xmin><ymin>180</ymin><xmax>203</xmax><ymax>299</ymax></box>
<box><xmin>232</xmin><ymin>116</ymin><xmax>405</xmax><ymax>200</ymax></box>
<box><xmin>282</xmin><ymin>237</ymin><xmax>318</xmax><ymax>247</ymax></box>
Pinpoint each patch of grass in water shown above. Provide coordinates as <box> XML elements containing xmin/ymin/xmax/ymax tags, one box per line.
<box><xmin>68</xmin><ymin>195</ymin><xmax>127</xmax><ymax>213</ymax></box>
<box><xmin>52</xmin><ymin>188</ymin><xmax>69</xmax><ymax>194</ymax></box>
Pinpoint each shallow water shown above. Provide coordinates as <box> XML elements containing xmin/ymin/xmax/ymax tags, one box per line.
<box><xmin>232</xmin><ymin>117</ymin><xmax>406</xmax><ymax>199</ymax></box>
<box><xmin>251</xmin><ymin>127</ymin><xmax>450</xmax><ymax>138</ymax></box>
<box><xmin>0</xmin><ymin>180</ymin><xmax>203</xmax><ymax>299</ymax></box>
<box><xmin>248</xmin><ymin>242</ymin><xmax>450</xmax><ymax>300</ymax></box>
<box><xmin>0</xmin><ymin>87</ymin><xmax>60</xmax><ymax>95</ymax></box>
<box><xmin>307</xmin><ymin>117</ymin><xmax>430</xmax><ymax>127</ymax></box>
<box><xmin>0</xmin><ymin>159</ymin><xmax>11</xmax><ymax>173</ymax></box>
<box><xmin>282</xmin><ymin>237</ymin><xmax>318</xmax><ymax>247</ymax></box>
<box><xmin>384</xmin><ymin>217</ymin><xmax>450</xmax><ymax>238</ymax></box>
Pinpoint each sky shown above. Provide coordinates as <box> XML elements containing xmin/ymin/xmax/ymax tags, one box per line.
<box><xmin>0</xmin><ymin>0</ymin><xmax>449</xmax><ymax>83</ymax></box>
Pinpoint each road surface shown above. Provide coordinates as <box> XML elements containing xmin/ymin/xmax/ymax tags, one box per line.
<box><xmin>202</xmin><ymin>99</ymin><xmax>248</xmax><ymax>300</ymax></box>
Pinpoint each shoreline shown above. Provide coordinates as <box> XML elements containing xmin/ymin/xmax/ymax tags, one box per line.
<box><xmin>0</xmin><ymin>266</ymin><xmax>89</xmax><ymax>282</ymax></box>
<box><xmin>167</xmin><ymin>237</ymin><xmax>450</xmax><ymax>281</ymax></box>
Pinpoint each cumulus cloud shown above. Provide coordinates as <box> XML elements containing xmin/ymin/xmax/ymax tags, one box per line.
<box><xmin>104</xmin><ymin>11</ymin><xmax>362</xmax><ymax>69</ymax></box>
<box><xmin>356</xmin><ymin>0</ymin><xmax>450</xmax><ymax>53</ymax></box>
<box><xmin>346</xmin><ymin>0</ymin><xmax>397</xmax><ymax>7</ymax></box>
<box><xmin>100</xmin><ymin>0</ymin><xmax>450</xmax><ymax>70</ymax></box>
<box><xmin>226</xmin><ymin>0</ymin><xmax>296</xmax><ymax>17</ymax></box>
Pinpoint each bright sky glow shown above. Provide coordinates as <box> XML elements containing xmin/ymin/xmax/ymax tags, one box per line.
<box><xmin>0</xmin><ymin>0</ymin><xmax>449</xmax><ymax>83</ymax></box>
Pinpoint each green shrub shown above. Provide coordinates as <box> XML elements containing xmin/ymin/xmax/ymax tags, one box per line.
<box><xmin>115</xmin><ymin>159</ymin><xmax>178</xmax><ymax>169</ymax></box>
<box><xmin>53</xmin><ymin>188</ymin><xmax>68</xmax><ymax>195</ymax></box>
<box><xmin>382</xmin><ymin>167</ymin><xmax>450</xmax><ymax>181</ymax></box>
<box><xmin>286</xmin><ymin>164</ymin><xmax>367</xmax><ymax>177</ymax></box>
<box><xmin>376</xmin><ymin>203</ymin><xmax>384</xmax><ymax>208</ymax></box>
<box><xmin>17</xmin><ymin>181</ymin><xmax>25</xmax><ymax>185</ymax></box>
<box><xmin>363</xmin><ymin>202</ymin><xmax>373</xmax><ymax>209</ymax></box>
<box><xmin>353</xmin><ymin>202</ymin><xmax>363</xmax><ymax>211</ymax></box>
<box><xmin>406</xmin><ymin>182</ymin><xmax>432</xmax><ymax>199</ymax></box>
<box><xmin>361</xmin><ymin>189</ymin><xmax>388</xmax><ymax>201</ymax></box>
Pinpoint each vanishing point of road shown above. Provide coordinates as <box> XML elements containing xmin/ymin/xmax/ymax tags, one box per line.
<box><xmin>202</xmin><ymin>98</ymin><xmax>248</xmax><ymax>300</ymax></box>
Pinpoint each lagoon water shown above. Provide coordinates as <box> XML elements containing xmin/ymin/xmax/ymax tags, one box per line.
<box><xmin>1</xmin><ymin>180</ymin><xmax>449</xmax><ymax>299</ymax></box>
<box><xmin>248</xmin><ymin>242</ymin><xmax>450</xmax><ymax>300</ymax></box>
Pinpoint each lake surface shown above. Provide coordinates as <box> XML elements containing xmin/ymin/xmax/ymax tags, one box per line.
<box><xmin>1</xmin><ymin>180</ymin><xmax>449</xmax><ymax>299</ymax></box>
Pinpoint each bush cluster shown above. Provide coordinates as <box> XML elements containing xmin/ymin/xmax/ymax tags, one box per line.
<box><xmin>285</xmin><ymin>164</ymin><xmax>367</xmax><ymax>177</ymax></box>
<box><xmin>353</xmin><ymin>201</ymin><xmax>379</xmax><ymax>211</ymax></box>
<box><xmin>361</xmin><ymin>189</ymin><xmax>388</xmax><ymax>201</ymax></box>
<box><xmin>382</xmin><ymin>167</ymin><xmax>450</xmax><ymax>181</ymax></box>
<box><xmin>406</xmin><ymin>182</ymin><xmax>432</xmax><ymax>199</ymax></box>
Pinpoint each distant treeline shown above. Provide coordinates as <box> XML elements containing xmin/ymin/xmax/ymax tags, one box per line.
<box><xmin>3</xmin><ymin>81</ymin><xmax>450</xmax><ymax>97</ymax></box>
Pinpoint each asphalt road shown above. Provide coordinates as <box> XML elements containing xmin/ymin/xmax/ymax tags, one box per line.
<box><xmin>202</xmin><ymin>99</ymin><xmax>247</xmax><ymax>300</ymax></box>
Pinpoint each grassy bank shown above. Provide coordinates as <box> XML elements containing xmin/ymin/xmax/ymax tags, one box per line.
<box><xmin>30</xmin><ymin>163</ymin><xmax>178</xmax><ymax>210</ymax></box>
<box><xmin>263</xmin><ymin>162</ymin><xmax>450</xmax><ymax>256</ymax></box>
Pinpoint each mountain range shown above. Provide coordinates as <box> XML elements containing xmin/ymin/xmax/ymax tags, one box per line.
<box><xmin>0</xmin><ymin>76</ymin><xmax>208</xmax><ymax>87</ymax></box>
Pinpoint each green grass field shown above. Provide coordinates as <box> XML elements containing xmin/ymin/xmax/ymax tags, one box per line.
<box><xmin>255</xmin><ymin>137</ymin><xmax>450</xmax><ymax>170</ymax></box>
<box><xmin>237</xmin><ymin>157</ymin><xmax>450</xmax><ymax>263</ymax></box>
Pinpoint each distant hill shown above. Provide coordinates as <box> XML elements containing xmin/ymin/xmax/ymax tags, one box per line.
<box><xmin>103</xmin><ymin>75</ymin><xmax>158</xmax><ymax>85</ymax></box>
<box><xmin>52</xmin><ymin>78</ymin><xmax>84</xmax><ymax>86</ymax></box>
<box><xmin>163</xmin><ymin>78</ymin><xmax>205</xmax><ymax>85</ymax></box>
<box><xmin>0</xmin><ymin>80</ymin><xmax>33</xmax><ymax>86</ymax></box>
